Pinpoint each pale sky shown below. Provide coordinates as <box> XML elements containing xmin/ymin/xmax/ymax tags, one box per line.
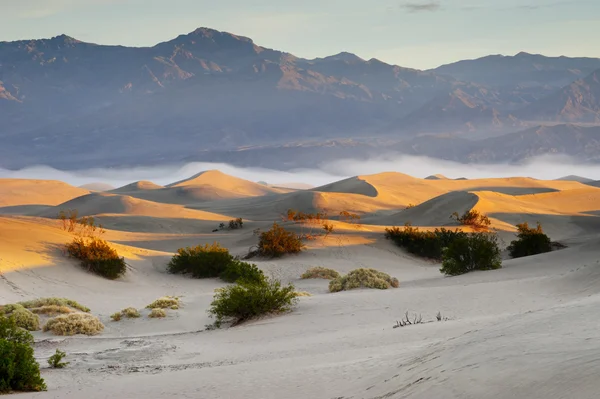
<box><xmin>1</xmin><ymin>0</ymin><xmax>599</xmax><ymax>69</ymax></box>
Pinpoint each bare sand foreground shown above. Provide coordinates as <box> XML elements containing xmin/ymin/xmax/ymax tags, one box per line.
<box><xmin>1</xmin><ymin>170</ymin><xmax>600</xmax><ymax>399</ymax></box>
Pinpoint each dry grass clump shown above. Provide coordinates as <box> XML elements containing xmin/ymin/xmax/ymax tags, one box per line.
<box><xmin>30</xmin><ymin>306</ymin><xmax>73</xmax><ymax>316</ymax></box>
<box><xmin>292</xmin><ymin>291</ymin><xmax>312</xmax><ymax>297</ymax></box>
<box><xmin>111</xmin><ymin>307</ymin><xmax>141</xmax><ymax>321</ymax></box>
<box><xmin>43</xmin><ymin>313</ymin><xmax>104</xmax><ymax>336</ymax></box>
<box><xmin>1</xmin><ymin>304</ymin><xmax>40</xmax><ymax>331</ymax></box>
<box><xmin>17</xmin><ymin>298</ymin><xmax>90</xmax><ymax>313</ymax></box>
<box><xmin>146</xmin><ymin>296</ymin><xmax>180</xmax><ymax>309</ymax></box>
<box><xmin>148</xmin><ymin>308</ymin><xmax>166</xmax><ymax>318</ymax></box>
<box><xmin>301</xmin><ymin>267</ymin><xmax>340</xmax><ymax>280</ymax></box>
<box><xmin>329</xmin><ymin>268</ymin><xmax>399</xmax><ymax>293</ymax></box>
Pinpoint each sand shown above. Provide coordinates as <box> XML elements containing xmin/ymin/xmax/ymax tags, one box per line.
<box><xmin>1</xmin><ymin>171</ymin><xmax>600</xmax><ymax>399</ymax></box>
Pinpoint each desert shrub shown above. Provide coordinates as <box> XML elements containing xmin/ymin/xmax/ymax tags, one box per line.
<box><xmin>168</xmin><ymin>242</ymin><xmax>234</xmax><ymax>278</ymax></box>
<box><xmin>148</xmin><ymin>308</ymin><xmax>166</xmax><ymax>318</ymax></box>
<box><xmin>146</xmin><ymin>296</ymin><xmax>179</xmax><ymax>309</ymax></box>
<box><xmin>111</xmin><ymin>307</ymin><xmax>140</xmax><ymax>321</ymax></box>
<box><xmin>385</xmin><ymin>224</ymin><xmax>467</xmax><ymax>260</ymax></box>
<box><xmin>66</xmin><ymin>237</ymin><xmax>127</xmax><ymax>279</ymax></box>
<box><xmin>1</xmin><ymin>305</ymin><xmax>40</xmax><ymax>331</ymax></box>
<box><xmin>219</xmin><ymin>260</ymin><xmax>265</xmax><ymax>284</ymax></box>
<box><xmin>440</xmin><ymin>232</ymin><xmax>502</xmax><ymax>276</ymax></box>
<box><xmin>301</xmin><ymin>267</ymin><xmax>340</xmax><ymax>280</ymax></box>
<box><xmin>228</xmin><ymin>218</ymin><xmax>243</xmax><ymax>229</ymax></box>
<box><xmin>0</xmin><ymin>315</ymin><xmax>46</xmax><ymax>393</ymax></box>
<box><xmin>43</xmin><ymin>313</ymin><xmax>104</xmax><ymax>336</ymax></box>
<box><xmin>507</xmin><ymin>222</ymin><xmax>552</xmax><ymax>258</ymax></box>
<box><xmin>329</xmin><ymin>268</ymin><xmax>399</xmax><ymax>293</ymax></box>
<box><xmin>17</xmin><ymin>298</ymin><xmax>90</xmax><ymax>313</ymax></box>
<box><xmin>48</xmin><ymin>349</ymin><xmax>69</xmax><ymax>369</ymax></box>
<box><xmin>450</xmin><ymin>210</ymin><xmax>491</xmax><ymax>230</ymax></box>
<box><xmin>58</xmin><ymin>209</ymin><xmax>104</xmax><ymax>237</ymax></box>
<box><xmin>170</xmin><ymin>305</ymin><xmax>179</xmax><ymax>310</ymax></box>
<box><xmin>257</xmin><ymin>222</ymin><xmax>305</xmax><ymax>257</ymax></box>
<box><xmin>208</xmin><ymin>278</ymin><xmax>298</xmax><ymax>327</ymax></box>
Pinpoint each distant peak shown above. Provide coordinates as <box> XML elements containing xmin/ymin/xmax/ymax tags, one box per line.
<box><xmin>51</xmin><ymin>34</ymin><xmax>80</xmax><ymax>44</ymax></box>
<box><xmin>515</xmin><ymin>51</ymin><xmax>532</xmax><ymax>57</ymax></box>
<box><xmin>326</xmin><ymin>52</ymin><xmax>364</xmax><ymax>62</ymax></box>
<box><xmin>186</xmin><ymin>27</ymin><xmax>254</xmax><ymax>43</ymax></box>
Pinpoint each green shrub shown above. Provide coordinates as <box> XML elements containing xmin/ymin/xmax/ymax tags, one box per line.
<box><xmin>48</xmin><ymin>349</ymin><xmax>69</xmax><ymax>369</ymax></box>
<box><xmin>507</xmin><ymin>222</ymin><xmax>552</xmax><ymax>258</ymax></box>
<box><xmin>0</xmin><ymin>315</ymin><xmax>46</xmax><ymax>393</ymax></box>
<box><xmin>440</xmin><ymin>232</ymin><xmax>502</xmax><ymax>276</ymax></box>
<box><xmin>66</xmin><ymin>237</ymin><xmax>127</xmax><ymax>279</ymax></box>
<box><xmin>208</xmin><ymin>278</ymin><xmax>298</xmax><ymax>327</ymax></box>
<box><xmin>43</xmin><ymin>313</ymin><xmax>104</xmax><ymax>336</ymax></box>
<box><xmin>301</xmin><ymin>267</ymin><xmax>340</xmax><ymax>280</ymax></box>
<box><xmin>258</xmin><ymin>222</ymin><xmax>305</xmax><ymax>257</ymax></box>
<box><xmin>450</xmin><ymin>210</ymin><xmax>491</xmax><ymax>230</ymax></box>
<box><xmin>385</xmin><ymin>223</ymin><xmax>467</xmax><ymax>260</ymax></box>
<box><xmin>329</xmin><ymin>268</ymin><xmax>399</xmax><ymax>293</ymax></box>
<box><xmin>1</xmin><ymin>305</ymin><xmax>40</xmax><ymax>331</ymax></box>
<box><xmin>220</xmin><ymin>260</ymin><xmax>265</xmax><ymax>284</ymax></box>
<box><xmin>167</xmin><ymin>242</ymin><xmax>233</xmax><ymax>278</ymax></box>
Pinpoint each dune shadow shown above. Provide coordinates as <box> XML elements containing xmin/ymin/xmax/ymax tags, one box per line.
<box><xmin>0</xmin><ymin>204</ymin><xmax>52</xmax><ymax>215</ymax></box>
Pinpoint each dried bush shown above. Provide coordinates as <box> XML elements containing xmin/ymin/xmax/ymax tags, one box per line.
<box><xmin>440</xmin><ymin>232</ymin><xmax>502</xmax><ymax>276</ymax></box>
<box><xmin>507</xmin><ymin>222</ymin><xmax>552</xmax><ymax>258</ymax></box>
<box><xmin>329</xmin><ymin>268</ymin><xmax>399</xmax><ymax>293</ymax></box>
<box><xmin>450</xmin><ymin>209</ymin><xmax>491</xmax><ymax>230</ymax></box>
<box><xmin>146</xmin><ymin>296</ymin><xmax>179</xmax><ymax>309</ymax></box>
<box><xmin>148</xmin><ymin>308</ymin><xmax>166</xmax><ymax>318</ymax></box>
<box><xmin>43</xmin><ymin>313</ymin><xmax>104</xmax><ymax>336</ymax></box>
<box><xmin>111</xmin><ymin>307</ymin><xmax>140</xmax><ymax>321</ymax></box>
<box><xmin>66</xmin><ymin>237</ymin><xmax>126</xmax><ymax>279</ymax></box>
<box><xmin>30</xmin><ymin>306</ymin><xmax>73</xmax><ymax>316</ymax></box>
<box><xmin>0</xmin><ymin>315</ymin><xmax>46</xmax><ymax>393</ymax></box>
<box><xmin>219</xmin><ymin>260</ymin><xmax>265</xmax><ymax>284</ymax></box>
<box><xmin>168</xmin><ymin>242</ymin><xmax>233</xmax><ymax>278</ymax></box>
<box><xmin>17</xmin><ymin>298</ymin><xmax>90</xmax><ymax>313</ymax></box>
<box><xmin>301</xmin><ymin>267</ymin><xmax>340</xmax><ymax>280</ymax></box>
<box><xmin>257</xmin><ymin>222</ymin><xmax>305</xmax><ymax>257</ymax></box>
<box><xmin>322</xmin><ymin>222</ymin><xmax>334</xmax><ymax>236</ymax></box>
<box><xmin>48</xmin><ymin>349</ymin><xmax>69</xmax><ymax>369</ymax></box>
<box><xmin>208</xmin><ymin>278</ymin><xmax>298</xmax><ymax>327</ymax></box>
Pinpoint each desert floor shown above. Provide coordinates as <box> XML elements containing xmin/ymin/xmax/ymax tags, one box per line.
<box><xmin>1</xmin><ymin>170</ymin><xmax>600</xmax><ymax>399</ymax></box>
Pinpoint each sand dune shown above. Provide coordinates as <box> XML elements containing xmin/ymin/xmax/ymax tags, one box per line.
<box><xmin>79</xmin><ymin>182</ymin><xmax>116</xmax><ymax>192</ymax></box>
<box><xmin>0</xmin><ymin>179</ymin><xmax>90</xmax><ymax>207</ymax></box>
<box><xmin>2</xmin><ymin>170</ymin><xmax>600</xmax><ymax>399</ymax></box>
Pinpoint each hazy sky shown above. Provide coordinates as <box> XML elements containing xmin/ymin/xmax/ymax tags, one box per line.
<box><xmin>1</xmin><ymin>0</ymin><xmax>599</xmax><ymax>69</ymax></box>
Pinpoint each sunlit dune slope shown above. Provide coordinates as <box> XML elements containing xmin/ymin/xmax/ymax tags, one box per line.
<box><xmin>36</xmin><ymin>192</ymin><xmax>233</xmax><ymax>221</ymax></box>
<box><xmin>0</xmin><ymin>179</ymin><xmax>90</xmax><ymax>207</ymax></box>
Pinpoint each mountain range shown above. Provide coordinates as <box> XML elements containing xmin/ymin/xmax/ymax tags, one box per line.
<box><xmin>1</xmin><ymin>27</ymin><xmax>600</xmax><ymax>170</ymax></box>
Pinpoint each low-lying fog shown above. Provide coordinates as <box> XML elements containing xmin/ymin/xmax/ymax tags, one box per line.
<box><xmin>1</xmin><ymin>154</ymin><xmax>598</xmax><ymax>188</ymax></box>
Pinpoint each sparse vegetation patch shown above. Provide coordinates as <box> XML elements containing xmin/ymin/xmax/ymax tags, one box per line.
<box><xmin>148</xmin><ymin>308</ymin><xmax>166</xmax><ymax>319</ymax></box>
